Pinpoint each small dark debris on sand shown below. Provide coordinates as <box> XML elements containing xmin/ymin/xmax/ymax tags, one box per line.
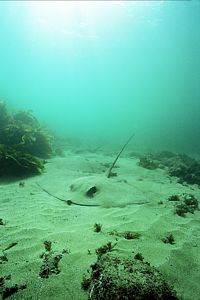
<box><xmin>0</xmin><ymin>275</ymin><xmax>27</xmax><ymax>299</ymax></box>
<box><xmin>94</xmin><ymin>223</ymin><xmax>102</xmax><ymax>233</ymax></box>
<box><xmin>161</xmin><ymin>233</ymin><xmax>175</xmax><ymax>245</ymax></box>
<box><xmin>0</xmin><ymin>218</ymin><xmax>5</xmax><ymax>226</ymax></box>
<box><xmin>109</xmin><ymin>230</ymin><xmax>141</xmax><ymax>240</ymax></box>
<box><xmin>0</xmin><ymin>254</ymin><xmax>8</xmax><ymax>264</ymax></box>
<box><xmin>3</xmin><ymin>242</ymin><xmax>18</xmax><ymax>252</ymax></box>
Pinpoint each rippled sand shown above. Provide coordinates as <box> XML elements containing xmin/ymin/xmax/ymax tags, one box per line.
<box><xmin>1</xmin><ymin>150</ymin><xmax>200</xmax><ymax>299</ymax></box>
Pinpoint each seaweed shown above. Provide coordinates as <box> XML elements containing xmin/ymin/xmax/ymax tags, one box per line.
<box><xmin>0</xmin><ymin>145</ymin><xmax>45</xmax><ymax>176</ymax></box>
<box><xmin>84</xmin><ymin>253</ymin><xmax>179</xmax><ymax>300</ymax></box>
<box><xmin>0</xmin><ymin>254</ymin><xmax>8</xmax><ymax>263</ymax></box>
<box><xmin>54</xmin><ymin>148</ymin><xmax>65</xmax><ymax>157</ymax></box>
<box><xmin>149</xmin><ymin>151</ymin><xmax>200</xmax><ymax>186</ymax></box>
<box><xmin>1</xmin><ymin>116</ymin><xmax>53</xmax><ymax>158</ymax></box>
<box><xmin>138</xmin><ymin>155</ymin><xmax>158</xmax><ymax>170</ymax></box>
<box><xmin>39</xmin><ymin>253</ymin><xmax>62</xmax><ymax>278</ymax></box>
<box><xmin>0</xmin><ymin>218</ymin><xmax>5</xmax><ymax>226</ymax></box>
<box><xmin>175</xmin><ymin>194</ymin><xmax>199</xmax><ymax>217</ymax></box>
<box><xmin>39</xmin><ymin>241</ymin><xmax>69</xmax><ymax>279</ymax></box>
<box><xmin>108</xmin><ymin>230</ymin><xmax>141</xmax><ymax>240</ymax></box>
<box><xmin>12</xmin><ymin>110</ymin><xmax>39</xmax><ymax>126</ymax></box>
<box><xmin>95</xmin><ymin>242</ymin><xmax>117</xmax><ymax>258</ymax></box>
<box><xmin>81</xmin><ymin>275</ymin><xmax>91</xmax><ymax>291</ymax></box>
<box><xmin>161</xmin><ymin>233</ymin><xmax>175</xmax><ymax>245</ymax></box>
<box><xmin>0</xmin><ymin>102</ymin><xmax>52</xmax><ymax>177</ymax></box>
<box><xmin>168</xmin><ymin>195</ymin><xmax>180</xmax><ymax>202</ymax></box>
<box><xmin>0</xmin><ymin>101</ymin><xmax>11</xmax><ymax>129</ymax></box>
<box><xmin>44</xmin><ymin>240</ymin><xmax>52</xmax><ymax>252</ymax></box>
<box><xmin>0</xmin><ymin>275</ymin><xmax>26</xmax><ymax>299</ymax></box>
<box><xmin>94</xmin><ymin>223</ymin><xmax>102</xmax><ymax>233</ymax></box>
<box><xmin>134</xmin><ymin>252</ymin><xmax>144</xmax><ymax>261</ymax></box>
<box><xmin>169</xmin><ymin>158</ymin><xmax>200</xmax><ymax>186</ymax></box>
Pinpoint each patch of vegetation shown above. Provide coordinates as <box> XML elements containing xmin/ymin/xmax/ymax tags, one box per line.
<box><xmin>44</xmin><ymin>240</ymin><xmax>52</xmax><ymax>252</ymax></box>
<box><xmin>54</xmin><ymin>148</ymin><xmax>65</xmax><ymax>157</ymax></box>
<box><xmin>168</xmin><ymin>195</ymin><xmax>180</xmax><ymax>202</ymax></box>
<box><xmin>94</xmin><ymin>223</ymin><xmax>102</xmax><ymax>233</ymax></box>
<box><xmin>39</xmin><ymin>241</ymin><xmax>69</xmax><ymax>279</ymax></box>
<box><xmin>39</xmin><ymin>253</ymin><xmax>62</xmax><ymax>279</ymax></box>
<box><xmin>168</xmin><ymin>154</ymin><xmax>200</xmax><ymax>186</ymax></box>
<box><xmin>19</xmin><ymin>181</ymin><xmax>25</xmax><ymax>187</ymax></box>
<box><xmin>175</xmin><ymin>194</ymin><xmax>199</xmax><ymax>217</ymax></box>
<box><xmin>81</xmin><ymin>275</ymin><xmax>91</xmax><ymax>291</ymax></box>
<box><xmin>0</xmin><ymin>275</ymin><xmax>26</xmax><ymax>299</ymax></box>
<box><xmin>0</xmin><ymin>101</ymin><xmax>11</xmax><ymax>129</ymax></box>
<box><xmin>149</xmin><ymin>151</ymin><xmax>200</xmax><ymax>186</ymax></box>
<box><xmin>0</xmin><ymin>145</ymin><xmax>45</xmax><ymax>176</ymax></box>
<box><xmin>0</xmin><ymin>109</ymin><xmax>53</xmax><ymax>158</ymax></box>
<box><xmin>123</xmin><ymin>231</ymin><xmax>141</xmax><ymax>240</ymax></box>
<box><xmin>161</xmin><ymin>233</ymin><xmax>175</xmax><ymax>245</ymax></box>
<box><xmin>95</xmin><ymin>242</ymin><xmax>117</xmax><ymax>258</ymax></box>
<box><xmin>158</xmin><ymin>200</ymin><xmax>164</xmax><ymax>205</ymax></box>
<box><xmin>0</xmin><ymin>218</ymin><xmax>5</xmax><ymax>226</ymax></box>
<box><xmin>138</xmin><ymin>155</ymin><xmax>158</xmax><ymax>170</ymax></box>
<box><xmin>84</xmin><ymin>253</ymin><xmax>179</xmax><ymax>299</ymax></box>
<box><xmin>0</xmin><ymin>254</ymin><xmax>8</xmax><ymax>264</ymax></box>
<box><xmin>134</xmin><ymin>252</ymin><xmax>144</xmax><ymax>261</ymax></box>
<box><xmin>0</xmin><ymin>101</ymin><xmax>53</xmax><ymax>177</ymax></box>
<box><xmin>109</xmin><ymin>230</ymin><xmax>141</xmax><ymax>240</ymax></box>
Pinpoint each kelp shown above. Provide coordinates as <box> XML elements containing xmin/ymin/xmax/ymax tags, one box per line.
<box><xmin>0</xmin><ymin>106</ymin><xmax>53</xmax><ymax>158</ymax></box>
<box><xmin>0</xmin><ymin>101</ymin><xmax>52</xmax><ymax>177</ymax></box>
<box><xmin>0</xmin><ymin>100</ymin><xmax>11</xmax><ymax>129</ymax></box>
<box><xmin>0</xmin><ymin>144</ymin><xmax>45</xmax><ymax>176</ymax></box>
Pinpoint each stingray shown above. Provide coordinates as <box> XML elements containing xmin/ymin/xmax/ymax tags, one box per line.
<box><xmin>36</xmin><ymin>182</ymin><xmax>149</xmax><ymax>207</ymax></box>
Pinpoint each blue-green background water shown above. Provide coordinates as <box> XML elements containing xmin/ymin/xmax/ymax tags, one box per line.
<box><xmin>0</xmin><ymin>1</ymin><xmax>200</xmax><ymax>153</ymax></box>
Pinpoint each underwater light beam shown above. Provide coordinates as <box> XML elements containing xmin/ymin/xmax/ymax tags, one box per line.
<box><xmin>28</xmin><ymin>1</ymin><xmax>124</xmax><ymax>38</ymax></box>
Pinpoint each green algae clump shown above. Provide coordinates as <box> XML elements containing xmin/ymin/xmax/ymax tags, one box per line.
<box><xmin>0</xmin><ymin>101</ymin><xmax>53</xmax><ymax>177</ymax></box>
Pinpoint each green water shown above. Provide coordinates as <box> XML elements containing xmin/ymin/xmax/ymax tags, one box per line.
<box><xmin>0</xmin><ymin>1</ymin><xmax>200</xmax><ymax>153</ymax></box>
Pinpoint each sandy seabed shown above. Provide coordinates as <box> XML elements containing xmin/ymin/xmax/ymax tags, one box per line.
<box><xmin>1</xmin><ymin>149</ymin><xmax>200</xmax><ymax>300</ymax></box>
